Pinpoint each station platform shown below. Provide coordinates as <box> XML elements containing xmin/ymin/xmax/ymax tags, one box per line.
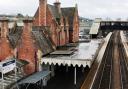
<box><xmin>81</xmin><ymin>32</ymin><xmax>112</xmax><ymax>89</ymax></box>
<box><xmin>120</xmin><ymin>31</ymin><xmax>128</xmax><ymax>64</ymax></box>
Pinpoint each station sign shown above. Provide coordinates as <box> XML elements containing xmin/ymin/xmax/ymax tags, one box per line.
<box><xmin>0</xmin><ymin>59</ymin><xmax>16</xmax><ymax>74</ymax></box>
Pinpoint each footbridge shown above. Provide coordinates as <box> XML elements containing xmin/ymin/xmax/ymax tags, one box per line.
<box><xmin>90</xmin><ymin>18</ymin><xmax>128</xmax><ymax>37</ymax></box>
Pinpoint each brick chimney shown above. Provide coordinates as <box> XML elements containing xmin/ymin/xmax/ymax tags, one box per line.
<box><xmin>0</xmin><ymin>17</ymin><xmax>9</xmax><ymax>38</ymax></box>
<box><xmin>20</xmin><ymin>16</ymin><xmax>36</xmax><ymax>74</ymax></box>
<box><xmin>39</xmin><ymin>0</ymin><xmax>47</xmax><ymax>26</ymax></box>
<box><xmin>54</xmin><ymin>0</ymin><xmax>61</xmax><ymax>15</ymax></box>
<box><xmin>0</xmin><ymin>17</ymin><xmax>13</xmax><ymax>61</ymax></box>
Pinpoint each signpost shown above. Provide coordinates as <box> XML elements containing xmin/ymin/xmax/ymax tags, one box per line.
<box><xmin>0</xmin><ymin>58</ymin><xmax>16</xmax><ymax>89</ymax></box>
<box><xmin>2</xmin><ymin>60</ymin><xmax>16</xmax><ymax>74</ymax></box>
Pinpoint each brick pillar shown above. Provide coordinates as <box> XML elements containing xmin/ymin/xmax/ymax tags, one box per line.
<box><xmin>39</xmin><ymin>0</ymin><xmax>47</xmax><ymax>26</ymax></box>
<box><xmin>0</xmin><ymin>17</ymin><xmax>8</xmax><ymax>38</ymax></box>
<box><xmin>0</xmin><ymin>17</ymin><xmax>13</xmax><ymax>61</ymax></box>
<box><xmin>18</xmin><ymin>17</ymin><xmax>36</xmax><ymax>75</ymax></box>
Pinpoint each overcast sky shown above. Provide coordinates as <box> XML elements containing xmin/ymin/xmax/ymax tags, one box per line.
<box><xmin>0</xmin><ymin>0</ymin><xmax>128</xmax><ymax>20</ymax></box>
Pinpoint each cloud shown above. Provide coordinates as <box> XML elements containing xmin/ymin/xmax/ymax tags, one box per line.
<box><xmin>0</xmin><ymin>0</ymin><xmax>38</xmax><ymax>15</ymax></box>
<box><xmin>0</xmin><ymin>0</ymin><xmax>128</xmax><ymax>19</ymax></box>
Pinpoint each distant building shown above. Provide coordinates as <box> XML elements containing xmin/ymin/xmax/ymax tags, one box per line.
<box><xmin>89</xmin><ymin>18</ymin><xmax>102</xmax><ymax>38</ymax></box>
<box><xmin>79</xmin><ymin>17</ymin><xmax>93</xmax><ymax>39</ymax></box>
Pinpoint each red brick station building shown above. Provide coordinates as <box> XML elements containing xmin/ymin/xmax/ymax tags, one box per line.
<box><xmin>0</xmin><ymin>0</ymin><xmax>79</xmax><ymax>75</ymax></box>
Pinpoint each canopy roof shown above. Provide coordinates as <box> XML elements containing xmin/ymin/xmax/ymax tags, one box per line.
<box><xmin>42</xmin><ymin>41</ymin><xmax>101</xmax><ymax>68</ymax></box>
<box><xmin>18</xmin><ymin>71</ymin><xmax>51</xmax><ymax>84</ymax></box>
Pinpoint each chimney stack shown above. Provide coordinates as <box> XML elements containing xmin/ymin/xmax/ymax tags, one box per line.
<box><xmin>39</xmin><ymin>0</ymin><xmax>47</xmax><ymax>26</ymax></box>
<box><xmin>54</xmin><ymin>0</ymin><xmax>61</xmax><ymax>15</ymax></box>
<box><xmin>22</xmin><ymin>16</ymin><xmax>36</xmax><ymax>74</ymax></box>
<box><xmin>0</xmin><ymin>17</ymin><xmax>9</xmax><ymax>38</ymax></box>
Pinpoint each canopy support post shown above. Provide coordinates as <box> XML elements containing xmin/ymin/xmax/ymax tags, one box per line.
<box><xmin>74</xmin><ymin>67</ymin><xmax>76</xmax><ymax>85</ymax></box>
<box><xmin>82</xmin><ymin>67</ymin><xmax>84</xmax><ymax>73</ymax></box>
<box><xmin>66</xmin><ymin>65</ymin><xmax>68</xmax><ymax>72</ymax></box>
<box><xmin>51</xmin><ymin>64</ymin><xmax>55</xmax><ymax>77</ymax></box>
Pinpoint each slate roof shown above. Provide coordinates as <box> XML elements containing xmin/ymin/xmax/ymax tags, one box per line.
<box><xmin>34</xmin><ymin>5</ymin><xmax>59</xmax><ymax>24</ymax></box>
<box><xmin>61</xmin><ymin>7</ymin><xmax>76</xmax><ymax>28</ymax></box>
<box><xmin>8</xmin><ymin>26</ymin><xmax>23</xmax><ymax>48</ymax></box>
<box><xmin>48</xmin><ymin>5</ymin><xmax>77</xmax><ymax>27</ymax></box>
<box><xmin>48</xmin><ymin>4</ymin><xmax>60</xmax><ymax>19</ymax></box>
<box><xmin>7</xmin><ymin>25</ymin><xmax>55</xmax><ymax>56</ymax></box>
<box><xmin>32</xmin><ymin>26</ymin><xmax>55</xmax><ymax>56</ymax></box>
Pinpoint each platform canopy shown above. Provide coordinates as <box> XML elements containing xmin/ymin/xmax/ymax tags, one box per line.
<box><xmin>42</xmin><ymin>41</ymin><xmax>101</xmax><ymax>68</ymax></box>
<box><xmin>18</xmin><ymin>71</ymin><xmax>51</xmax><ymax>84</ymax></box>
<box><xmin>42</xmin><ymin>57</ymin><xmax>91</xmax><ymax>67</ymax></box>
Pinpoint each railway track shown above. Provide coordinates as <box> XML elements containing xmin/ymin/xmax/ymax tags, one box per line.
<box><xmin>118</xmin><ymin>36</ymin><xmax>128</xmax><ymax>89</ymax></box>
<box><xmin>91</xmin><ymin>33</ymin><xmax>114</xmax><ymax>89</ymax></box>
<box><xmin>91</xmin><ymin>31</ymin><xmax>128</xmax><ymax>89</ymax></box>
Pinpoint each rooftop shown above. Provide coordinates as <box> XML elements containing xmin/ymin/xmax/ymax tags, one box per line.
<box><xmin>42</xmin><ymin>40</ymin><xmax>102</xmax><ymax>67</ymax></box>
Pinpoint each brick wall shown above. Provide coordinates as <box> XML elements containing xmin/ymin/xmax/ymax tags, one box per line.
<box><xmin>72</xmin><ymin>11</ymin><xmax>79</xmax><ymax>43</ymax></box>
<box><xmin>59</xmin><ymin>18</ymin><xmax>66</xmax><ymax>46</ymax></box>
<box><xmin>64</xmin><ymin>18</ymin><xmax>69</xmax><ymax>44</ymax></box>
<box><xmin>33</xmin><ymin>8</ymin><xmax>39</xmax><ymax>26</ymax></box>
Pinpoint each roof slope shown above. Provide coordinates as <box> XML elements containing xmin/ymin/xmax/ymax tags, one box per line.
<box><xmin>8</xmin><ymin>26</ymin><xmax>23</xmax><ymax>48</ymax></box>
<box><xmin>61</xmin><ymin>7</ymin><xmax>76</xmax><ymax>26</ymax></box>
<box><xmin>8</xmin><ymin>23</ymin><xmax>55</xmax><ymax>56</ymax></box>
<box><xmin>32</xmin><ymin>26</ymin><xmax>55</xmax><ymax>56</ymax></box>
<box><xmin>48</xmin><ymin>4</ymin><xmax>60</xmax><ymax>19</ymax></box>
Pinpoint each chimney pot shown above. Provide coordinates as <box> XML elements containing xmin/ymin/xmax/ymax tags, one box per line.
<box><xmin>23</xmin><ymin>16</ymin><xmax>33</xmax><ymax>23</ymax></box>
<box><xmin>54</xmin><ymin>0</ymin><xmax>61</xmax><ymax>15</ymax></box>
